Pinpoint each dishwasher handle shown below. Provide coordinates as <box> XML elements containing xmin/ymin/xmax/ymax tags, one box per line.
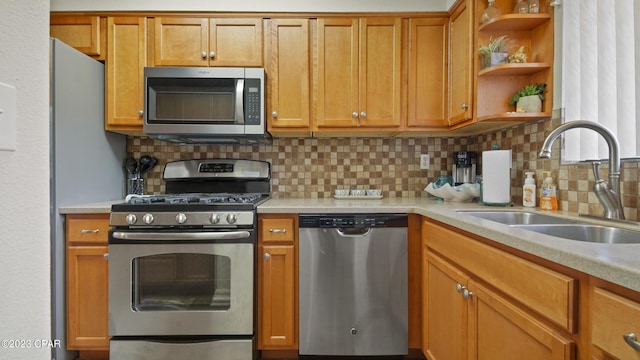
<box><xmin>336</xmin><ymin>228</ymin><xmax>372</xmax><ymax>237</ymax></box>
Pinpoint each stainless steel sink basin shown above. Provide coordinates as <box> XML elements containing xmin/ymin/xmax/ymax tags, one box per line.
<box><xmin>457</xmin><ymin>210</ymin><xmax>578</xmax><ymax>225</ymax></box>
<box><xmin>511</xmin><ymin>224</ymin><xmax>640</xmax><ymax>244</ymax></box>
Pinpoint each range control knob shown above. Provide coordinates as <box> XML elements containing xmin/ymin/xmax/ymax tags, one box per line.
<box><xmin>125</xmin><ymin>214</ymin><xmax>137</xmax><ymax>225</ymax></box>
<box><xmin>209</xmin><ymin>213</ymin><xmax>221</xmax><ymax>224</ymax></box>
<box><xmin>226</xmin><ymin>213</ymin><xmax>238</xmax><ymax>224</ymax></box>
<box><xmin>142</xmin><ymin>213</ymin><xmax>155</xmax><ymax>225</ymax></box>
<box><xmin>176</xmin><ymin>213</ymin><xmax>187</xmax><ymax>224</ymax></box>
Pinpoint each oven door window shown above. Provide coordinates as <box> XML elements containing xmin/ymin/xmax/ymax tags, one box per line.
<box><xmin>132</xmin><ymin>253</ymin><xmax>231</xmax><ymax>311</ymax></box>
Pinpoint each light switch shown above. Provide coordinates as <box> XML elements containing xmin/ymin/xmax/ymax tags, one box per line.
<box><xmin>0</xmin><ymin>82</ymin><xmax>17</xmax><ymax>151</ymax></box>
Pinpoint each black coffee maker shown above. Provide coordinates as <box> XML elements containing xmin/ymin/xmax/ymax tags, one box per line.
<box><xmin>452</xmin><ymin>151</ymin><xmax>477</xmax><ymax>185</ymax></box>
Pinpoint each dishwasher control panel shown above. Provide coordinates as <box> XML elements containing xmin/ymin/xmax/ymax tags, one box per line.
<box><xmin>299</xmin><ymin>214</ymin><xmax>407</xmax><ymax>228</ymax></box>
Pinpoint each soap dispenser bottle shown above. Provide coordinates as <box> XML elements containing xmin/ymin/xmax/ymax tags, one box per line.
<box><xmin>522</xmin><ymin>172</ymin><xmax>536</xmax><ymax>207</ymax></box>
<box><xmin>540</xmin><ymin>172</ymin><xmax>558</xmax><ymax>210</ymax></box>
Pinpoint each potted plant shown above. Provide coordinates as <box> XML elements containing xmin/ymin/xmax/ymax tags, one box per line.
<box><xmin>509</xmin><ymin>83</ymin><xmax>547</xmax><ymax>112</ymax></box>
<box><xmin>478</xmin><ymin>35</ymin><xmax>513</xmax><ymax>69</ymax></box>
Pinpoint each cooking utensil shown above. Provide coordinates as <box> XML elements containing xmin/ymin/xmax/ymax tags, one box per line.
<box><xmin>124</xmin><ymin>157</ymin><xmax>138</xmax><ymax>177</ymax></box>
<box><xmin>138</xmin><ymin>155</ymin><xmax>157</xmax><ymax>177</ymax></box>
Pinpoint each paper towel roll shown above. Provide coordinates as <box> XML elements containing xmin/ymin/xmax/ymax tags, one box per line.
<box><xmin>482</xmin><ymin>150</ymin><xmax>512</xmax><ymax>204</ymax></box>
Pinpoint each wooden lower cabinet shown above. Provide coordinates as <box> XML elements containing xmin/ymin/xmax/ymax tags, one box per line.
<box><xmin>422</xmin><ymin>218</ymin><xmax>576</xmax><ymax>360</ymax></box>
<box><xmin>424</xmin><ymin>250</ymin><xmax>574</xmax><ymax>360</ymax></box>
<box><xmin>591</xmin><ymin>287</ymin><xmax>640</xmax><ymax>359</ymax></box>
<box><xmin>66</xmin><ymin>214</ymin><xmax>110</xmax><ymax>356</ymax></box>
<box><xmin>257</xmin><ymin>214</ymin><xmax>298</xmax><ymax>350</ymax></box>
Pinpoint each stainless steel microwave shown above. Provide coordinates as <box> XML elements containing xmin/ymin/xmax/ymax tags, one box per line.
<box><xmin>143</xmin><ymin>67</ymin><xmax>269</xmax><ymax>144</ymax></box>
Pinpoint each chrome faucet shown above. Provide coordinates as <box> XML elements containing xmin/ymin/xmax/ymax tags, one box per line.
<box><xmin>538</xmin><ymin>120</ymin><xmax>625</xmax><ymax>220</ymax></box>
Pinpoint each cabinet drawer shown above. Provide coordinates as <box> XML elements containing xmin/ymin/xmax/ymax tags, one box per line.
<box><xmin>260</xmin><ymin>217</ymin><xmax>295</xmax><ymax>243</ymax></box>
<box><xmin>423</xmin><ymin>219</ymin><xmax>577</xmax><ymax>333</ymax></box>
<box><xmin>67</xmin><ymin>214</ymin><xmax>110</xmax><ymax>245</ymax></box>
<box><xmin>592</xmin><ymin>287</ymin><xmax>640</xmax><ymax>359</ymax></box>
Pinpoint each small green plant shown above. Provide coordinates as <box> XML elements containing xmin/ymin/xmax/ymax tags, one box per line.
<box><xmin>509</xmin><ymin>83</ymin><xmax>547</xmax><ymax>106</ymax></box>
<box><xmin>478</xmin><ymin>35</ymin><xmax>513</xmax><ymax>56</ymax></box>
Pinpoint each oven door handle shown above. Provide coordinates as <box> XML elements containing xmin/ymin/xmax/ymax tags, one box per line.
<box><xmin>111</xmin><ymin>231</ymin><xmax>251</xmax><ymax>241</ymax></box>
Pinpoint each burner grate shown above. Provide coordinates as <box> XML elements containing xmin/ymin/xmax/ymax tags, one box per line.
<box><xmin>125</xmin><ymin>193</ymin><xmax>263</xmax><ymax>205</ymax></box>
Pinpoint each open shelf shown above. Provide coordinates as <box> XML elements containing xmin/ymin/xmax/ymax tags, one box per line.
<box><xmin>479</xmin><ymin>62</ymin><xmax>551</xmax><ymax>77</ymax></box>
<box><xmin>476</xmin><ymin>112</ymin><xmax>551</xmax><ymax>123</ymax></box>
<box><xmin>479</xmin><ymin>14</ymin><xmax>552</xmax><ymax>32</ymax></box>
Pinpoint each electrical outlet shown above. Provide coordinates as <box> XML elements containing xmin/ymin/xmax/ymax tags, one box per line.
<box><xmin>420</xmin><ymin>154</ymin><xmax>430</xmax><ymax>170</ymax></box>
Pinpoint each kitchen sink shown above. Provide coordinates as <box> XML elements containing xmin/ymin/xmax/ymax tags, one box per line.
<box><xmin>457</xmin><ymin>210</ymin><xmax>579</xmax><ymax>225</ymax></box>
<box><xmin>511</xmin><ymin>224</ymin><xmax>640</xmax><ymax>244</ymax></box>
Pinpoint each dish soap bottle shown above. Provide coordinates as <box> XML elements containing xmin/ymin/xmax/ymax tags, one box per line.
<box><xmin>540</xmin><ymin>172</ymin><xmax>558</xmax><ymax>210</ymax></box>
<box><xmin>522</xmin><ymin>172</ymin><xmax>536</xmax><ymax>207</ymax></box>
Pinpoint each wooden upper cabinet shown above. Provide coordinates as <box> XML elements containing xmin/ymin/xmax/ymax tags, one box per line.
<box><xmin>153</xmin><ymin>17</ymin><xmax>208</xmax><ymax>66</ymax></box>
<box><xmin>407</xmin><ymin>17</ymin><xmax>448</xmax><ymax>129</ymax></box>
<box><xmin>448</xmin><ymin>0</ymin><xmax>474</xmax><ymax>126</ymax></box>
<box><xmin>316</xmin><ymin>17</ymin><xmax>402</xmax><ymax>130</ymax></box>
<box><xmin>153</xmin><ymin>17</ymin><xmax>263</xmax><ymax>67</ymax></box>
<box><xmin>106</xmin><ymin>17</ymin><xmax>147</xmax><ymax>134</ymax></box>
<box><xmin>50</xmin><ymin>15</ymin><xmax>105</xmax><ymax>59</ymax></box>
<box><xmin>210</xmin><ymin>18</ymin><xmax>263</xmax><ymax>67</ymax></box>
<box><xmin>267</xmin><ymin>19</ymin><xmax>310</xmax><ymax>133</ymax></box>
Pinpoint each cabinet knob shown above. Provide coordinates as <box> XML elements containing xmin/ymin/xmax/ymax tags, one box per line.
<box><xmin>138</xmin><ymin>110</ymin><xmax>144</xmax><ymax>117</ymax></box>
<box><xmin>201</xmin><ymin>51</ymin><xmax>207</xmax><ymax>59</ymax></box>
<box><xmin>456</xmin><ymin>283</ymin><xmax>465</xmax><ymax>293</ymax></box>
<box><xmin>272</xmin><ymin>111</ymin><xmax>278</xmax><ymax>118</ymax></box>
<box><xmin>80</xmin><ymin>229</ymin><xmax>99</xmax><ymax>234</ymax></box>
<box><xmin>352</xmin><ymin>112</ymin><xmax>359</xmax><ymax>118</ymax></box>
<box><xmin>461</xmin><ymin>103</ymin><xmax>469</xmax><ymax>110</ymax></box>
<box><xmin>624</xmin><ymin>333</ymin><xmax>640</xmax><ymax>352</ymax></box>
<box><xmin>103</xmin><ymin>253</ymin><xmax>109</xmax><ymax>260</ymax></box>
<box><xmin>462</xmin><ymin>288</ymin><xmax>474</xmax><ymax>300</ymax></box>
<box><xmin>209</xmin><ymin>51</ymin><xmax>215</xmax><ymax>58</ymax></box>
<box><xmin>263</xmin><ymin>253</ymin><xmax>271</xmax><ymax>260</ymax></box>
<box><xmin>360</xmin><ymin>112</ymin><xmax>367</xmax><ymax>118</ymax></box>
<box><xmin>269</xmin><ymin>228</ymin><xmax>286</xmax><ymax>234</ymax></box>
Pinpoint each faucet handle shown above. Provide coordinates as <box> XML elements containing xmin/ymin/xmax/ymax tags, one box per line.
<box><xmin>592</xmin><ymin>161</ymin><xmax>602</xmax><ymax>182</ymax></box>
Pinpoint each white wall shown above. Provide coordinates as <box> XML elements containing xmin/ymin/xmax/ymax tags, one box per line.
<box><xmin>0</xmin><ymin>1</ymin><xmax>51</xmax><ymax>359</ymax></box>
<box><xmin>51</xmin><ymin>0</ymin><xmax>450</xmax><ymax>12</ymax></box>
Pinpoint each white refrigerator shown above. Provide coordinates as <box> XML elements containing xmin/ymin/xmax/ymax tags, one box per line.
<box><xmin>49</xmin><ymin>38</ymin><xmax>126</xmax><ymax>360</ymax></box>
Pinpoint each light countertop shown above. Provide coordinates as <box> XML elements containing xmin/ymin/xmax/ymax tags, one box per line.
<box><xmin>60</xmin><ymin>196</ymin><xmax>640</xmax><ymax>292</ymax></box>
<box><xmin>58</xmin><ymin>200</ymin><xmax>123</xmax><ymax>214</ymax></box>
<box><xmin>261</xmin><ymin>197</ymin><xmax>640</xmax><ymax>293</ymax></box>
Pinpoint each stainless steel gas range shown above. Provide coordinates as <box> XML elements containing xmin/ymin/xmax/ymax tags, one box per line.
<box><xmin>108</xmin><ymin>159</ymin><xmax>270</xmax><ymax>360</ymax></box>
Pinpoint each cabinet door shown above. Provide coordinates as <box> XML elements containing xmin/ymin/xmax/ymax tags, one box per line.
<box><xmin>258</xmin><ymin>245</ymin><xmax>296</xmax><ymax>349</ymax></box>
<box><xmin>358</xmin><ymin>17</ymin><xmax>402</xmax><ymax>128</ymax></box>
<box><xmin>468</xmin><ymin>280</ymin><xmax>575</xmax><ymax>360</ymax></box>
<box><xmin>50</xmin><ymin>15</ymin><xmax>104</xmax><ymax>58</ymax></box>
<box><xmin>423</xmin><ymin>251</ymin><xmax>469</xmax><ymax>360</ymax></box>
<box><xmin>408</xmin><ymin>18</ymin><xmax>448</xmax><ymax>129</ymax></box>
<box><xmin>67</xmin><ymin>246</ymin><xmax>109</xmax><ymax>350</ymax></box>
<box><xmin>449</xmin><ymin>0</ymin><xmax>474</xmax><ymax>125</ymax></box>
<box><xmin>106</xmin><ymin>17</ymin><xmax>146</xmax><ymax>133</ymax></box>
<box><xmin>592</xmin><ymin>287</ymin><xmax>640</xmax><ymax>359</ymax></box>
<box><xmin>267</xmin><ymin>19</ymin><xmax>310</xmax><ymax>131</ymax></box>
<box><xmin>153</xmin><ymin>17</ymin><xmax>209</xmax><ymax>66</ymax></box>
<box><xmin>316</xmin><ymin>18</ymin><xmax>360</xmax><ymax>128</ymax></box>
<box><xmin>209</xmin><ymin>18</ymin><xmax>263</xmax><ymax>67</ymax></box>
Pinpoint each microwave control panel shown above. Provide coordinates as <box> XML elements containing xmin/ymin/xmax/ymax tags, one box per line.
<box><xmin>245</xmin><ymin>78</ymin><xmax>262</xmax><ymax>125</ymax></box>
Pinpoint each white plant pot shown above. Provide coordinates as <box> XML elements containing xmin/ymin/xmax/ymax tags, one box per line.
<box><xmin>516</xmin><ymin>95</ymin><xmax>542</xmax><ymax>113</ymax></box>
<box><xmin>490</xmin><ymin>52</ymin><xmax>508</xmax><ymax>66</ymax></box>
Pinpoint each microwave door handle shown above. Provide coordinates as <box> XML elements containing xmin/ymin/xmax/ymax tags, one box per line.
<box><xmin>236</xmin><ymin>79</ymin><xmax>245</xmax><ymax>125</ymax></box>
<box><xmin>111</xmin><ymin>231</ymin><xmax>251</xmax><ymax>241</ymax></box>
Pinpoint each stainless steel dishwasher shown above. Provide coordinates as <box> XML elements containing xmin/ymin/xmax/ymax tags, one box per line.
<box><xmin>298</xmin><ymin>214</ymin><xmax>408</xmax><ymax>356</ymax></box>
